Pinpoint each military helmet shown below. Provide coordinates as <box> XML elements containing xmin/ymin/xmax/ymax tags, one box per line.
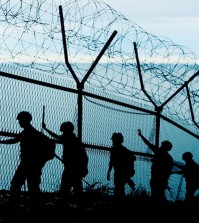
<box><xmin>161</xmin><ymin>140</ymin><xmax>172</xmax><ymax>151</ymax></box>
<box><xmin>111</xmin><ymin>132</ymin><xmax>124</xmax><ymax>143</ymax></box>
<box><xmin>17</xmin><ymin>111</ymin><xmax>32</xmax><ymax>122</ymax></box>
<box><xmin>60</xmin><ymin>121</ymin><xmax>74</xmax><ymax>132</ymax></box>
<box><xmin>182</xmin><ymin>152</ymin><xmax>193</xmax><ymax>161</ymax></box>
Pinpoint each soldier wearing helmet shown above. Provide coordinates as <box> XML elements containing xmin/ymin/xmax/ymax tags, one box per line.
<box><xmin>174</xmin><ymin>152</ymin><xmax>199</xmax><ymax>204</ymax></box>
<box><xmin>137</xmin><ymin>129</ymin><xmax>173</xmax><ymax>206</ymax></box>
<box><xmin>107</xmin><ymin>132</ymin><xmax>136</xmax><ymax>198</ymax></box>
<box><xmin>182</xmin><ymin>152</ymin><xmax>193</xmax><ymax>161</ymax></box>
<box><xmin>111</xmin><ymin>132</ymin><xmax>124</xmax><ymax>143</ymax></box>
<box><xmin>15</xmin><ymin>111</ymin><xmax>33</xmax><ymax>129</ymax></box>
<box><xmin>161</xmin><ymin>140</ymin><xmax>173</xmax><ymax>151</ymax></box>
<box><xmin>60</xmin><ymin>121</ymin><xmax>74</xmax><ymax>132</ymax></box>
<box><xmin>0</xmin><ymin>111</ymin><xmax>46</xmax><ymax>208</ymax></box>
<box><xmin>42</xmin><ymin>120</ymin><xmax>88</xmax><ymax>207</ymax></box>
<box><xmin>17</xmin><ymin>111</ymin><xmax>32</xmax><ymax>122</ymax></box>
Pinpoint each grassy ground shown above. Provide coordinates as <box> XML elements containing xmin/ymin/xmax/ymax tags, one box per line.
<box><xmin>0</xmin><ymin>184</ymin><xmax>198</xmax><ymax>222</ymax></box>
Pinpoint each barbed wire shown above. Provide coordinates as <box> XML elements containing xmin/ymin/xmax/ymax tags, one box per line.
<box><xmin>0</xmin><ymin>0</ymin><xmax>199</xmax><ymax>131</ymax></box>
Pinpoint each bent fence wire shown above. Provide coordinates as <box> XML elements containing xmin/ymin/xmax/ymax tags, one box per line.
<box><xmin>0</xmin><ymin>0</ymin><xmax>199</xmax><ymax>128</ymax></box>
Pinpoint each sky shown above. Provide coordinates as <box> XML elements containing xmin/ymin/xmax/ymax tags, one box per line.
<box><xmin>103</xmin><ymin>0</ymin><xmax>199</xmax><ymax>56</ymax></box>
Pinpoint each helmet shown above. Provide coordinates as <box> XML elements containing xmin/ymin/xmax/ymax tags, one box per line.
<box><xmin>182</xmin><ymin>152</ymin><xmax>193</xmax><ymax>161</ymax></box>
<box><xmin>161</xmin><ymin>140</ymin><xmax>172</xmax><ymax>151</ymax></box>
<box><xmin>60</xmin><ymin>121</ymin><xmax>74</xmax><ymax>132</ymax></box>
<box><xmin>111</xmin><ymin>132</ymin><xmax>124</xmax><ymax>143</ymax></box>
<box><xmin>17</xmin><ymin>111</ymin><xmax>32</xmax><ymax>122</ymax></box>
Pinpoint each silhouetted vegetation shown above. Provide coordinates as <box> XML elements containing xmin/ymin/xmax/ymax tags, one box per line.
<box><xmin>0</xmin><ymin>182</ymin><xmax>199</xmax><ymax>222</ymax></box>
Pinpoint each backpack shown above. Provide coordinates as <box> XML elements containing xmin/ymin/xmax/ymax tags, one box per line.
<box><xmin>125</xmin><ymin>149</ymin><xmax>136</xmax><ymax>177</ymax></box>
<box><xmin>77</xmin><ymin>143</ymin><xmax>89</xmax><ymax>178</ymax></box>
<box><xmin>184</xmin><ymin>161</ymin><xmax>199</xmax><ymax>188</ymax></box>
<box><xmin>36</xmin><ymin>131</ymin><xmax>56</xmax><ymax>162</ymax></box>
<box><xmin>62</xmin><ymin>135</ymin><xmax>89</xmax><ymax>178</ymax></box>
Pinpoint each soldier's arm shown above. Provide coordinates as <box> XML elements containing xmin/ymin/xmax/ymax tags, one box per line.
<box><xmin>0</xmin><ymin>136</ymin><xmax>19</xmax><ymax>144</ymax></box>
<box><xmin>137</xmin><ymin>129</ymin><xmax>156</xmax><ymax>153</ymax></box>
<box><xmin>42</xmin><ymin>124</ymin><xmax>59</xmax><ymax>139</ymax></box>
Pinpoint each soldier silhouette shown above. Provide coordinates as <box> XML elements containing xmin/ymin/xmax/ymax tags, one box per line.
<box><xmin>173</xmin><ymin>152</ymin><xmax>199</xmax><ymax>205</ymax></box>
<box><xmin>0</xmin><ymin>111</ymin><xmax>47</xmax><ymax>209</ymax></box>
<box><xmin>107</xmin><ymin>132</ymin><xmax>136</xmax><ymax>199</ymax></box>
<box><xmin>137</xmin><ymin>129</ymin><xmax>173</xmax><ymax>206</ymax></box>
<box><xmin>42</xmin><ymin>121</ymin><xmax>88</xmax><ymax>208</ymax></box>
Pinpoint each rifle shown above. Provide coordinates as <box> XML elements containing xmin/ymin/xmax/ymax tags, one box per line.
<box><xmin>167</xmin><ymin>186</ymin><xmax>174</xmax><ymax>199</ymax></box>
<box><xmin>41</xmin><ymin>105</ymin><xmax>60</xmax><ymax>161</ymax></box>
<box><xmin>41</xmin><ymin>105</ymin><xmax>45</xmax><ymax>133</ymax></box>
<box><xmin>42</xmin><ymin>105</ymin><xmax>45</xmax><ymax>123</ymax></box>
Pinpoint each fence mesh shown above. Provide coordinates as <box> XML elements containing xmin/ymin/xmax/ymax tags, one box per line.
<box><xmin>1</xmin><ymin>64</ymin><xmax>199</xmax><ymax>201</ymax></box>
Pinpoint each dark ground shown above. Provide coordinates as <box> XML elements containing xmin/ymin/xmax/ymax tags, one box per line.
<box><xmin>0</xmin><ymin>190</ymin><xmax>198</xmax><ymax>222</ymax></box>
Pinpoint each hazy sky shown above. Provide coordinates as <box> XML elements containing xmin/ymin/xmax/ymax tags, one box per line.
<box><xmin>103</xmin><ymin>0</ymin><xmax>199</xmax><ymax>55</ymax></box>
